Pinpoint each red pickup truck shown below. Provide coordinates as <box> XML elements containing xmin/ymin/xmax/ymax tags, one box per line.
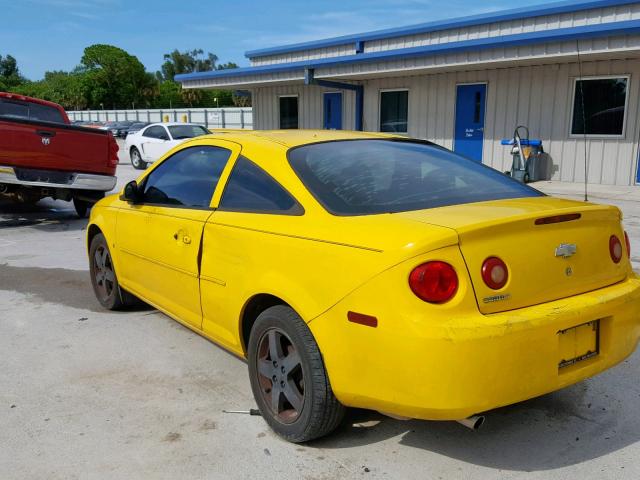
<box><xmin>0</xmin><ymin>92</ymin><xmax>119</xmax><ymax>217</ymax></box>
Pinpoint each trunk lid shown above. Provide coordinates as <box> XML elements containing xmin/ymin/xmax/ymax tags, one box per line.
<box><xmin>397</xmin><ymin>197</ymin><xmax>628</xmax><ymax>314</ymax></box>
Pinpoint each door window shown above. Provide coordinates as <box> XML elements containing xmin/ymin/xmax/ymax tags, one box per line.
<box><xmin>143</xmin><ymin>126</ymin><xmax>169</xmax><ymax>140</ymax></box>
<box><xmin>168</xmin><ymin>124</ymin><xmax>209</xmax><ymax>140</ymax></box>
<box><xmin>219</xmin><ymin>156</ymin><xmax>302</xmax><ymax>214</ymax></box>
<box><xmin>141</xmin><ymin>146</ymin><xmax>231</xmax><ymax>208</ymax></box>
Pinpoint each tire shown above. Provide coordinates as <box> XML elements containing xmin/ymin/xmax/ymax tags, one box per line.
<box><xmin>523</xmin><ymin>172</ymin><xmax>531</xmax><ymax>183</ymax></box>
<box><xmin>89</xmin><ymin>233</ymin><xmax>139</xmax><ymax>310</ymax></box>
<box><xmin>73</xmin><ymin>197</ymin><xmax>89</xmax><ymax>218</ymax></box>
<box><xmin>248</xmin><ymin>305</ymin><xmax>345</xmax><ymax>443</ymax></box>
<box><xmin>130</xmin><ymin>147</ymin><xmax>146</xmax><ymax>170</ymax></box>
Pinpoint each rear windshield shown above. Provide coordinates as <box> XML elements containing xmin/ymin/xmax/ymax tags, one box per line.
<box><xmin>168</xmin><ymin>125</ymin><xmax>209</xmax><ymax>140</ymax></box>
<box><xmin>288</xmin><ymin>139</ymin><xmax>542</xmax><ymax>215</ymax></box>
<box><xmin>0</xmin><ymin>99</ymin><xmax>64</xmax><ymax>123</ymax></box>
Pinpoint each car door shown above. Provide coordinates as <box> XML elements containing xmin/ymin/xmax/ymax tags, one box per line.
<box><xmin>139</xmin><ymin>125</ymin><xmax>170</xmax><ymax>162</ymax></box>
<box><xmin>199</xmin><ymin>155</ymin><xmax>304</xmax><ymax>351</ymax></box>
<box><xmin>116</xmin><ymin>141</ymin><xmax>240</xmax><ymax>329</ymax></box>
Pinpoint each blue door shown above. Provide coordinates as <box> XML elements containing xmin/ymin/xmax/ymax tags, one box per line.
<box><xmin>323</xmin><ymin>92</ymin><xmax>342</xmax><ymax>130</ymax></box>
<box><xmin>454</xmin><ymin>84</ymin><xmax>486</xmax><ymax>162</ymax></box>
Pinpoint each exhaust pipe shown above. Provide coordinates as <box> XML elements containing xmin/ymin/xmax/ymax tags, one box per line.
<box><xmin>456</xmin><ymin>415</ymin><xmax>485</xmax><ymax>430</ymax></box>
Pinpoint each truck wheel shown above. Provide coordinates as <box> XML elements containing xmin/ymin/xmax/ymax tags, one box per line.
<box><xmin>89</xmin><ymin>233</ymin><xmax>139</xmax><ymax>310</ymax></box>
<box><xmin>130</xmin><ymin>147</ymin><xmax>146</xmax><ymax>170</ymax></box>
<box><xmin>73</xmin><ymin>198</ymin><xmax>89</xmax><ymax>218</ymax></box>
<box><xmin>248</xmin><ymin>305</ymin><xmax>345</xmax><ymax>443</ymax></box>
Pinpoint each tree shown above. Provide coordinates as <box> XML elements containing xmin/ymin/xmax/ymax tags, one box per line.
<box><xmin>157</xmin><ymin>49</ymin><xmax>232</xmax><ymax>81</ymax></box>
<box><xmin>216</xmin><ymin>62</ymin><xmax>239</xmax><ymax>70</ymax></box>
<box><xmin>0</xmin><ymin>54</ymin><xmax>24</xmax><ymax>89</ymax></box>
<box><xmin>80</xmin><ymin>44</ymin><xmax>158</xmax><ymax>109</ymax></box>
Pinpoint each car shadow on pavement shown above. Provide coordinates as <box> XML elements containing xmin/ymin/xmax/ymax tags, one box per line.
<box><xmin>0</xmin><ymin>264</ymin><xmax>153</xmax><ymax>314</ymax></box>
<box><xmin>0</xmin><ymin>199</ymin><xmax>87</xmax><ymax>231</ymax></box>
<box><xmin>312</xmin><ymin>374</ymin><xmax>640</xmax><ymax>472</ymax></box>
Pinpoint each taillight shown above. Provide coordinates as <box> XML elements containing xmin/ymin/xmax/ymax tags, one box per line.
<box><xmin>409</xmin><ymin>261</ymin><xmax>458</xmax><ymax>304</ymax></box>
<box><xmin>481</xmin><ymin>257</ymin><xmax>508</xmax><ymax>290</ymax></box>
<box><xmin>624</xmin><ymin>231</ymin><xmax>631</xmax><ymax>258</ymax></box>
<box><xmin>610</xmin><ymin>235</ymin><xmax>623</xmax><ymax>264</ymax></box>
<box><xmin>108</xmin><ymin>135</ymin><xmax>119</xmax><ymax>168</ymax></box>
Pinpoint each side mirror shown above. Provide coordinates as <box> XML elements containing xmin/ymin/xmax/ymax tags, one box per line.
<box><xmin>121</xmin><ymin>180</ymin><xmax>142</xmax><ymax>203</ymax></box>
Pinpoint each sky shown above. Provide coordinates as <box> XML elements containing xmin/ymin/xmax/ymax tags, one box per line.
<box><xmin>2</xmin><ymin>0</ymin><xmax>550</xmax><ymax>80</ymax></box>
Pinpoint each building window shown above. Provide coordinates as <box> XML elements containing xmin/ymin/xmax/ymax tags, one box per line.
<box><xmin>279</xmin><ymin>96</ymin><xmax>298</xmax><ymax>129</ymax></box>
<box><xmin>380</xmin><ymin>90</ymin><xmax>408</xmax><ymax>133</ymax></box>
<box><xmin>571</xmin><ymin>77</ymin><xmax>628</xmax><ymax>136</ymax></box>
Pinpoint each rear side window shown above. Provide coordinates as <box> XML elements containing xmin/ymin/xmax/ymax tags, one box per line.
<box><xmin>141</xmin><ymin>146</ymin><xmax>230</xmax><ymax>208</ymax></box>
<box><xmin>288</xmin><ymin>139</ymin><xmax>542</xmax><ymax>215</ymax></box>
<box><xmin>0</xmin><ymin>99</ymin><xmax>63</xmax><ymax>123</ymax></box>
<box><xmin>219</xmin><ymin>156</ymin><xmax>302</xmax><ymax>214</ymax></box>
<box><xmin>28</xmin><ymin>103</ymin><xmax>64</xmax><ymax>123</ymax></box>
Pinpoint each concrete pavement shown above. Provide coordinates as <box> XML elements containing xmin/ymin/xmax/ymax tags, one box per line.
<box><xmin>1</xmin><ymin>168</ymin><xmax>639</xmax><ymax>479</ymax></box>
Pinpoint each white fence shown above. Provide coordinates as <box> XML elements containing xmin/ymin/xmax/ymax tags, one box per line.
<box><xmin>66</xmin><ymin>107</ymin><xmax>253</xmax><ymax>129</ymax></box>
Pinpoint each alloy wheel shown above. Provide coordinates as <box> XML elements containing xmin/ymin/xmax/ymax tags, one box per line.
<box><xmin>255</xmin><ymin>328</ymin><xmax>305</xmax><ymax>423</ymax></box>
<box><xmin>93</xmin><ymin>245</ymin><xmax>116</xmax><ymax>302</ymax></box>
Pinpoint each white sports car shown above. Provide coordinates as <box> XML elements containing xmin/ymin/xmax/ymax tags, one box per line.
<box><xmin>125</xmin><ymin>122</ymin><xmax>210</xmax><ymax>169</ymax></box>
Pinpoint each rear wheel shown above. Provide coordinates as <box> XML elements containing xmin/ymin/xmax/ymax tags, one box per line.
<box><xmin>73</xmin><ymin>197</ymin><xmax>89</xmax><ymax>218</ymax></box>
<box><xmin>130</xmin><ymin>147</ymin><xmax>146</xmax><ymax>170</ymax></box>
<box><xmin>89</xmin><ymin>233</ymin><xmax>138</xmax><ymax>310</ymax></box>
<box><xmin>248</xmin><ymin>305</ymin><xmax>345</xmax><ymax>443</ymax></box>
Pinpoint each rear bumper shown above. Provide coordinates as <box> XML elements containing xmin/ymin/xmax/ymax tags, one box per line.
<box><xmin>310</xmin><ymin>272</ymin><xmax>640</xmax><ymax>421</ymax></box>
<box><xmin>0</xmin><ymin>165</ymin><xmax>117</xmax><ymax>192</ymax></box>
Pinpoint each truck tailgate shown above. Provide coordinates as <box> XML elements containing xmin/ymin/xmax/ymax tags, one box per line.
<box><xmin>0</xmin><ymin>118</ymin><xmax>117</xmax><ymax>176</ymax></box>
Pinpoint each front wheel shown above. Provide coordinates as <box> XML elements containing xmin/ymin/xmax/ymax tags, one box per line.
<box><xmin>89</xmin><ymin>233</ymin><xmax>139</xmax><ymax>310</ymax></box>
<box><xmin>248</xmin><ymin>305</ymin><xmax>345</xmax><ymax>443</ymax></box>
<box><xmin>130</xmin><ymin>147</ymin><xmax>146</xmax><ymax>170</ymax></box>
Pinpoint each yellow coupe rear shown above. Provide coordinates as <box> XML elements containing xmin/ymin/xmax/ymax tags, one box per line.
<box><xmin>86</xmin><ymin>130</ymin><xmax>640</xmax><ymax>442</ymax></box>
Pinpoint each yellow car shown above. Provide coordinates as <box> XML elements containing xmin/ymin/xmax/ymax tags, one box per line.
<box><xmin>87</xmin><ymin>130</ymin><xmax>640</xmax><ymax>442</ymax></box>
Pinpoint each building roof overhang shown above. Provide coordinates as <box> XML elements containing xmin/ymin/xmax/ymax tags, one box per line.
<box><xmin>177</xmin><ymin>19</ymin><xmax>640</xmax><ymax>88</ymax></box>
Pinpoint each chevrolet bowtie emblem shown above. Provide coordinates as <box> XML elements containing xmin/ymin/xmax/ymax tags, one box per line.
<box><xmin>555</xmin><ymin>243</ymin><xmax>577</xmax><ymax>258</ymax></box>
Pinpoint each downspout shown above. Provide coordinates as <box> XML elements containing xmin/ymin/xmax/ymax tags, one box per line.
<box><xmin>305</xmin><ymin>68</ymin><xmax>364</xmax><ymax>131</ymax></box>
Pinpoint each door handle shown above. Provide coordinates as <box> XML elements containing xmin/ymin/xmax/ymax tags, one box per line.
<box><xmin>36</xmin><ymin>130</ymin><xmax>56</xmax><ymax>137</ymax></box>
<box><xmin>174</xmin><ymin>232</ymin><xmax>191</xmax><ymax>244</ymax></box>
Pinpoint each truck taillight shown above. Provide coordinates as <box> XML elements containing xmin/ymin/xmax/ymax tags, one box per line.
<box><xmin>108</xmin><ymin>135</ymin><xmax>119</xmax><ymax>168</ymax></box>
<box><xmin>409</xmin><ymin>261</ymin><xmax>458</xmax><ymax>304</ymax></box>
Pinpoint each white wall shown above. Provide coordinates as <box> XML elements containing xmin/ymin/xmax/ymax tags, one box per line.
<box><xmin>252</xmin><ymin>58</ymin><xmax>640</xmax><ymax>185</ymax></box>
<box><xmin>66</xmin><ymin>108</ymin><xmax>253</xmax><ymax>129</ymax></box>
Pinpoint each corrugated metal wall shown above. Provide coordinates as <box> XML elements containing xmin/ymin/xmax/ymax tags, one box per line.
<box><xmin>252</xmin><ymin>58</ymin><xmax>640</xmax><ymax>185</ymax></box>
<box><xmin>253</xmin><ymin>84</ymin><xmax>356</xmax><ymax>130</ymax></box>
<box><xmin>364</xmin><ymin>3</ymin><xmax>640</xmax><ymax>52</ymax></box>
<box><xmin>247</xmin><ymin>2</ymin><xmax>640</xmax><ymax>66</ymax></box>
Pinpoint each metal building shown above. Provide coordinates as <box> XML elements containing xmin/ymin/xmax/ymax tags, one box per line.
<box><xmin>177</xmin><ymin>0</ymin><xmax>640</xmax><ymax>186</ymax></box>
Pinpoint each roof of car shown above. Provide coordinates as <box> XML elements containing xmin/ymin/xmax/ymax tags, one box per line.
<box><xmin>205</xmin><ymin>129</ymin><xmax>398</xmax><ymax>148</ymax></box>
<box><xmin>143</xmin><ymin>122</ymin><xmax>205</xmax><ymax>128</ymax></box>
